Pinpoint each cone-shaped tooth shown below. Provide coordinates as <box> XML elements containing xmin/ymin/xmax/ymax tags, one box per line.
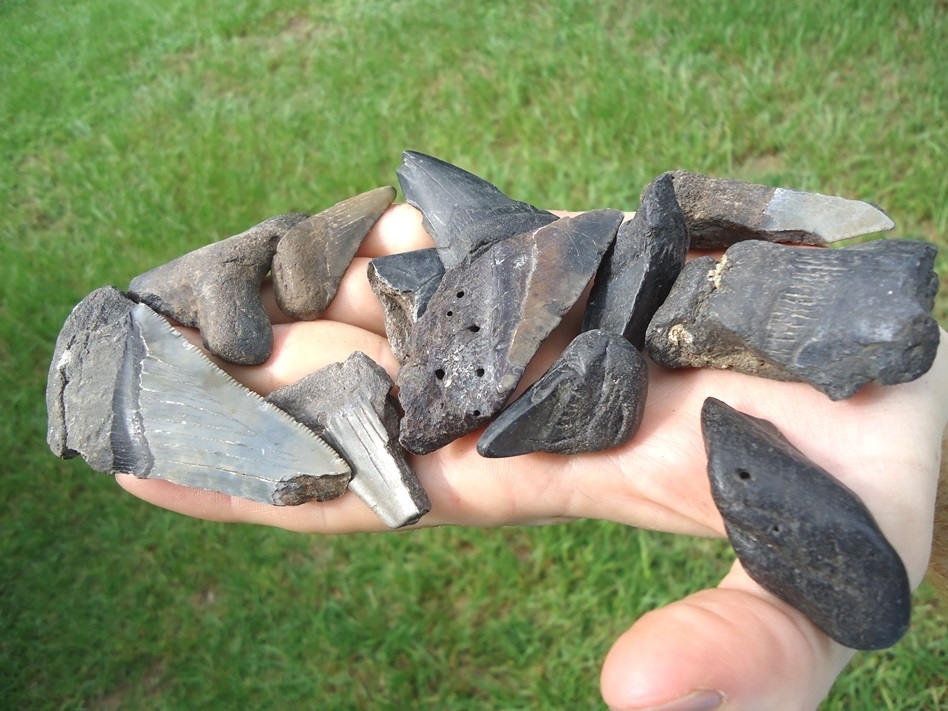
<box><xmin>397</xmin><ymin>151</ymin><xmax>558</xmax><ymax>269</ymax></box>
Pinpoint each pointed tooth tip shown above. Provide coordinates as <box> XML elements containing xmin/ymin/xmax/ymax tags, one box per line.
<box><xmin>765</xmin><ymin>188</ymin><xmax>897</xmax><ymax>241</ymax></box>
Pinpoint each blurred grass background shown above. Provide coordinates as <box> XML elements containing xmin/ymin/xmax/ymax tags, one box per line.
<box><xmin>2</xmin><ymin>0</ymin><xmax>946</xmax><ymax>708</ymax></box>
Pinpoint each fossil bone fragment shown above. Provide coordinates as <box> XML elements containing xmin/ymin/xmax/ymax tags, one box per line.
<box><xmin>366</xmin><ymin>248</ymin><xmax>446</xmax><ymax>363</ymax></box>
<box><xmin>271</xmin><ymin>186</ymin><xmax>396</xmax><ymax>320</ymax></box>
<box><xmin>477</xmin><ymin>330</ymin><xmax>648</xmax><ymax>457</ymax></box>
<box><xmin>397</xmin><ymin>209</ymin><xmax>623</xmax><ymax>454</ymax></box>
<box><xmin>582</xmin><ymin>172</ymin><xmax>689</xmax><ymax>348</ymax></box>
<box><xmin>129</xmin><ymin>212</ymin><xmax>309</xmax><ymax>365</ymax></box>
<box><xmin>47</xmin><ymin>287</ymin><xmax>351</xmax><ymax>505</ymax></box>
<box><xmin>266</xmin><ymin>351</ymin><xmax>431</xmax><ymax>528</ymax></box>
<box><xmin>701</xmin><ymin>397</ymin><xmax>911</xmax><ymax>650</ymax></box>
<box><xmin>670</xmin><ymin>171</ymin><xmax>896</xmax><ymax>249</ymax></box>
<box><xmin>396</xmin><ymin>150</ymin><xmax>559</xmax><ymax>269</ymax></box>
<box><xmin>645</xmin><ymin>239</ymin><xmax>939</xmax><ymax>399</ymax></box>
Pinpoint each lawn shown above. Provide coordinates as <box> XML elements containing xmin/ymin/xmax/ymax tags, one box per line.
<box><xmin>2</xmin><ymin>0</ymin><xmax>946</xmax><ymax>708</ymax></box>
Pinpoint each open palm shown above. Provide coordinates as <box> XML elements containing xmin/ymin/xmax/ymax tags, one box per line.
<box><xmin>119</xmin><ymin>204</ymin><xmax>948</xmax><ymax>711</ymax></box>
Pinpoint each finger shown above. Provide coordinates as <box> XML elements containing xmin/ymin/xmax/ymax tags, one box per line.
<box><xmin>356</xmin><ymin>202</ymin><xmax>434</xmax><ymax>257</ymax></box>
<box><xmin>261</xmin><ymin>258</ymin><xmax>388</xmax><ymax>335</ymax></box>
<box><xmin>600</xmin><ymin>561</ymin><xmax>853</xmax><ymax>711</ymax></box>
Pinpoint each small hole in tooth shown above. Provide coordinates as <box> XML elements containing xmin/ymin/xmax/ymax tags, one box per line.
<box><xmin>435</xmin><ymin>368</ymin><xmax>445</xmax><ymax>380</ymax></box>
<box><xmin>475</xmin><ymin>367</ymin><xmax>485</xmax><ymax>377</ymax></box>
<box><xmin>737</xmin><ymin>469</ymin><xmax>751</xmax><ymax>480</ymax></box>
<box><xmin>446</xmin><ymin>310</ymin><xmax>453</xmax><ymax>317</ymax></box>
<box><xmin>456</xmin><ymin>290</ymin><xmax>465</xmax><ymax>298</ymax></box>
<box><xmin>472</xmin><ymin>410</ymin><xmax>481</xmax><ymax>417</ymax></box>
<box><xmin>771</xmin><ymin>524</ymin><xmax>781</xmax><ymax>534</ymax></box>
<box><xmin>468</xmin><ymin>324</ymin><xmax>480</xmax><ymax>333</ymax></box>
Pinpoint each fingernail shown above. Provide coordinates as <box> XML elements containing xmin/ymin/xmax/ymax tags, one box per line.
<box><xmin>621</xmin><ymin>689</ymin><xmax>725</xmax><ymax>711</ymax></box>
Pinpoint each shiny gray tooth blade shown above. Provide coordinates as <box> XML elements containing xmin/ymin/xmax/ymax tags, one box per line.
<box><xmin>670</xmin><ymin>171</ymin><xmax>895</xmax><ymax>249</ymax></box>
<box><xmin>266</xmin><ymin>352</ymin><xmax>430</xmax><ymax>528</ymax></box>
<box><xmin>130</xmin><ymin>303</ymin><xmax>351</xmax><ymax>504</ymax></box>
<box><xmin>47</xmin><ymin>286</ymin><xmax>350</xmax><ymax>505</ymax></box>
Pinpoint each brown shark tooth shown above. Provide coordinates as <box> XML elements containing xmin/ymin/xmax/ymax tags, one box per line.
<box><xmin>670</xmin><ymin>171</ymin><xmax>896</xmax><ymax>249</ymax></box>
<box><xmin>266</xmin><ymin>351</ymin><xmax>431</xmax><ymax>529</ymax></box>
<box><xmin>396</xmin><ymin>209</ymin><xmax>623</xmax><ymax>455</ymax></box>
<box><xmin>396</xmin><ymin>150</ymin><xmax>559</xmax><ymax>269</ymax></box>
<box><xmin>128</xmin><ymin>212</ymin><xmax>309</xmax><ymax>365</ymax></box>
<box><xmin>366</xmin><ymin>248</ymin><xmax>445</xmax><ymax>363</ymax></box>
<box><xmin>701</xmin><ymin>397</ymin><xmax>911</xmax><ymax>650</ymax></box>
<box><xmin>272</xmin><ymin>186</ymin><xmax>396</xmax><ymax>320</ymax></box>
<box><xmin>582</xmin><ymin>172</ymin><xmax>689</xmax><ymax>349</ymax></box>
<box><xmin>477</xmin><ymin>330</ymin><xmax>648</xmax><ymax>457</ymax></box>
<box><xmin>645</xmin><ymin>239</ymin><xmax>940</xmax><ymax>400</ymax></box>
<box><xmin>47</xmin><ymin>287</ymin><xmax>351</xmax><ymax>505</ymax></box>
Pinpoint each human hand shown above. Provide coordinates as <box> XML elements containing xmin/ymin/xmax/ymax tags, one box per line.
<box><xmin>117</xmin><ymin>203</ymin><xmax>948</xmax><ymax>711</ymax></box>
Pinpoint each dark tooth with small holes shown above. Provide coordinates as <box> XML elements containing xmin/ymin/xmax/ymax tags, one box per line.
<box><xmin>396</xmin><ymin>209</ymin><xmax>623</xmax><ymax>454</ymax></box>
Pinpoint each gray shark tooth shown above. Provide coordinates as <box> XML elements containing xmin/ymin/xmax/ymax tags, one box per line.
<box><xmin>701</xmin><ymin>397</ymin><xmax>911</xmax><ymax>650</ymax></box>
<box><xmin>397</xmin><ymin>209</ymin><xmax>624</xmax><ymax>455</ymax></box>
<box><xmin>645</xmin><ymin>239</ymin><xmax>940</xmax><ymax>400</ymax></box>
<box><xmin>47</xmin><ymin>286</ymin><xmax>351</xmax><ymax>506</ymax></box>
<box><xmin>477</xmin><ymin>330</ymin><xmax>648</xmax><ymax>457</ymax></box>
<box><xmin>366</xmin><ymin>248</ymin><xmax>446</xmax><ymax>363</ymax></box>
<box><xmin>396</xmin><ymin>150</ymin><xmax>559</xmax><ymax>270</ymax></box>
<box><xmin>272</xmin><ymin>186</ymin><xmax>397</xmax><ymax>320</ymax></box>
<box><xmin>266</xmin><ymin>351</ymin><xmax>431</xmax><ymax>528</ymax></box>
<box><xmin>670</xmin><ymin>171</ymin><xmax>896</xmax><ymax>249</ymax></box>
<box><xmin>582</xmin><ymin>172</ymin><xmax>689</xmax><ymax>348</ymax></box>
<box><xmin>129</xmin><ymin>212</ymin><xmax>309</xmax><ymax>365</ymax></box>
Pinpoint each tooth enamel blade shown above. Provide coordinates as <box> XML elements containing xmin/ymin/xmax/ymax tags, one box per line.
<box><xmin>131</xmin><ymin>302</ymin><xmax>351</xmax><ymax>505</ymax></box>
<box><xmin>760</xmin><ymin>187</ymin><xmax>895</xmax><ymax>241</ymax></box>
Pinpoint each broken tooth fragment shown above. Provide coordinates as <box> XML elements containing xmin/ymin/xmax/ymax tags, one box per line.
<box><xmin>670</xmin><ymin>170</ymin><xmax>896</xmax><ymax>248</ymax></box>
<box><xmin>47</xmin><ymin>287</ymin><xmax>351</xmax><ymax>505</ymax></box>
<box><xmin>701</xmin><ymin>397</ymin><xmax>911</xmax><ymax>650</ymax></box>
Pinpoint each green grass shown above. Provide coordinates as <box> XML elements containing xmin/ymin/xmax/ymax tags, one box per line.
<box><xmin>2</xmin><ymin>0</ymin><xmax>946</xmax><ymax>708</ymax></box>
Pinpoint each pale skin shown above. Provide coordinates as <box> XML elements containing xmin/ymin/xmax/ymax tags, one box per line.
<box><xmin>118</xmin><ymin>203</ymin><xmax>948</xmax><ymax>711</ymax></box>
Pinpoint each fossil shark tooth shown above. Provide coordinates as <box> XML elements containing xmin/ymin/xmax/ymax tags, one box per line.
<box><xmin>477</xmin><ymin>330</ymin><xmax>648</xmax><ymax>457</ymax></box>
<box><xmin>670</xmin><ymin>171</ymin><xmax>896</xmax><ymax>249</ymax></box>
<box><xmin>272</xmin><ymin>186</ymin><xmax>396</xmax><ymax>320</ymax></box>
<box><xmin>645</xmin><ymin>239</ymin><xmax>940</xmax><ymax>400</ymax></box>
<box><xmin>129</xmin><ymin>212</ymin><xmax>309</xmax><ymax>365</ymax></box>
<box><xmin>397</xmin><ymin>209</ymin><xmax>623</xmax><ymax>455</ymax></box>
<box><xmin>47</xmin><ymin>287</ymin><xmax>351</xmax><ymax>505</ymax></box>
<box><xmin>582</xmin><ymin>172</ymin><xmax>689</xmax><ymax>348</ymax></box>
<box><xmin>396</xmin><ymin>150</ymin><xmax>559</xmax><ymax>269</ymax></box>
<box><xmin>701</xmin><ymin>397</ymin><xmax>911</xmax><ymax>650</ymax></box>
<box><xmin>366</xmin><ymin>248</ymin><xmax>446</xmax><ymax>363</ymax></box>
<box><xmin>266</xmin><ymin>351</ymin><xmax>431</xmax><ymax>529</ymax></box>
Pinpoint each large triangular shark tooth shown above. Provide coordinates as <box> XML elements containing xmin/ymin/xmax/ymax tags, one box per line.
<box><xmin>47</xmin><ymin>287</ymin><xmax>351</xmax><ymax>506</ymax></box>
<box><xmin>397</xmin><ymin>151</ymin><xmax>559</xmax><ymax>269</ymax></box>
<box><xmin>670</xmin><ymin>171</ymin><xmax>896</xmax><ymax>248</ymax></box>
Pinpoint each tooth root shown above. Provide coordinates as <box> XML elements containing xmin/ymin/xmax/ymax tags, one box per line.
<box><xmin>645</xmin><ymin>239</ymin><xmax>940</xmax><ymax>399</ymax></box>
<box><xmin>266</xmin><ymin>351</ymin><xmax>430</xmax><ymax>528</ymax></box>
<box><xmin>396</xmin><ymin>150</ymin><xmax>559</xmax><ymax>269</ymax></box>
<box><xmin>670</xmin><ymin>171</ymin><xmax>895</xmax><ymax>249</ymax></box>
<box><xmin>128</xmin><ymin>212</ymin><xmax>309</xmax><ymax>365</ymax></box>
<box><xmin>272</xmin><ymin>186</ymin><xmax>396</xmax><ymax>320</ymax></box>
<box><xmin>701</xmin><ymin>397</ymin><xmax>911</xmax><ymax>650</ymax></box>
<box><xmin>477</xmin><ymin>330</ymin><xmax>648</xmax><ymax>457</ymax></box>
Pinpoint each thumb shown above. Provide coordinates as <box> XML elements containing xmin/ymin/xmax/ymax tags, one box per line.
<box><xmin>600</xmin><ymin>562</ymin><xmax>855</xmax><ymax>711</ymax></box>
